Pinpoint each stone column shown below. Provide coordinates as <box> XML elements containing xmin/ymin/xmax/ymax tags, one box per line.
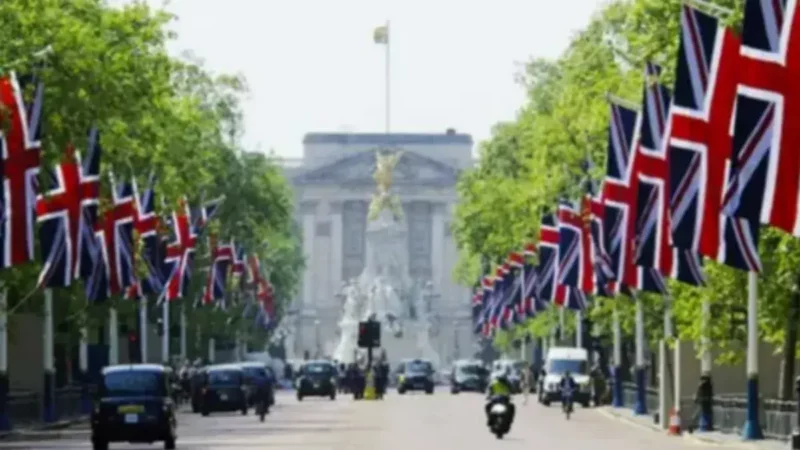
<box><xmin>431</xmin><ymin>202</ymin><xmax>447</xmax><ymax>290</ymax></box>
<box><xmin>330</xmin><ymin>200</ymin><xmax>344</xmax><ymax>289</ymax></box>
<box><xmin>300</xmin><ymin>200</ymin><xmax>317</xmax><ymax>309</ymax></box>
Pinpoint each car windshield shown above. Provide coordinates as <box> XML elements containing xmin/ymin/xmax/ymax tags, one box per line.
<box><xmin>303</xmin><ymin>363</ymin><xmax>332</xmax><ymax>375</ymax></box>
<box><xmin>407</xmin><ymin>361</ymin><xmax>432</xmax><ymax>374</ymax></box>
<box><xmin>549</xmin><ymin>359</ymin><xmax>587</xmax><ymax>375</ymax></box>
<box><xmin>208</xmin><ymin>370</ymin><xmax>242</xmax><ymax>385</ymax></box>
<box><xmin>458</xmin><ymin>365</ymin><xmax>485</xmax><ymax>376</ymax></box>
<box><xmin>242</xmin><ymin>367</ymin><xmax>267</xmax><ymax>381</ymax></box>
<box><xmin>103</xmin><ymin>371</ymin><xmax>164</xmax><ymax>397</ymax></box>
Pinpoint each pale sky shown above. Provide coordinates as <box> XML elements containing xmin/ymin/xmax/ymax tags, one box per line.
<box><xmin>117</xmin><ymin>0</ymin><xmax>606</xmax><ymax>158</ymax></box>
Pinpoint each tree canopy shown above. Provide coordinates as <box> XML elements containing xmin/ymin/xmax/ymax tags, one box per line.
<box><xmin>0</xmin><ymin>0</ymin><xmax>302</xmax><ymax>352</ymax></box>
<box><xmin>453</xmin><ymin>0</ymin><xmax>800</xmax><ymax>365</ymax></box>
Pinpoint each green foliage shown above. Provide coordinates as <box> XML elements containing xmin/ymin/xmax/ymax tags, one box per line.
<box><xmin>453</xmin><ymin>0</ymin><xmax>800</xmax><ymax>362</ymax></box>
<box><xmin>0</xmin><ymin>0</ymin><xmax>302</xmax><ymax>345</ymax></box>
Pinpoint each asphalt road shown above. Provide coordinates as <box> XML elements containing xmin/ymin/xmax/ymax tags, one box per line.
<box><xmin>0</xmin><ymin>390</ymin><xmax>744</xmax><ymax>449</ymax></box>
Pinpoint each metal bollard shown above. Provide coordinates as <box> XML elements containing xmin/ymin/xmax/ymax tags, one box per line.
<box><xmin>792</xmin><ymin>376</ymin><xmax>800</xmax><ymax>449</ymax></box>
<box><xmin>697</xmin><ymin>374</ymin><xmax>714</xmax><ymax>432</ymax></box>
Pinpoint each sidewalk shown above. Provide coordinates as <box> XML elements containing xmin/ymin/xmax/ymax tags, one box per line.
<box><xmin>0</xmin><ymin>416</ymin><xmax>89</xmax><ymax>441</ymax></box>
<box><xmin>596</xmin><ymin>406</ymin><xmax>787</xmax><ymax>450</ymax></box>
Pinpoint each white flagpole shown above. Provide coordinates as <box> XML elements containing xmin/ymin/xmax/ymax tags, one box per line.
<box><xmin>742</xmin><ymin>271</ymin><xmax>763</xmax><ymax>439</ymax></box>
<box><xmin>385</xmin><ymin>20</ymin><xmax>391</xmax><ymax>134</ymax></box>
<box><xmin>633</xmin><ymin>292</ymin><xmax>647</xmax><ymax>415</ymax></box>
<box><xmin>139</xmin><ymin>297</ymin><xmax>148</xmax><ymax>363</ymax></box>
<box><xmin>162</xmin><ymin>298</ymin><xmax>170</xmax><ymax>364</ymax></box>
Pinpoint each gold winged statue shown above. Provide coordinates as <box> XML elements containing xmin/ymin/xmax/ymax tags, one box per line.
<box><xmin>368</xmin><ymin>150</ymin><xmax>404</xmax><ymax>221</ymax></box>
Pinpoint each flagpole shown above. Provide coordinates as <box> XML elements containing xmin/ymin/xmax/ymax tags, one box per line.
<box><xmin>385</xmin><ymin>20</ymin><xmax>391</xmax><ymax>135</ymax></box>
<box><xmin>633</xmin><ymin>292</ymin><xmax>647</xmax><ymax>415</ymax></box>
<box><xmin>611</xmin><ymin>305</ymin><xmax>623</xmax><ymax>407</ymax></box>
<box><xmin>43</xmin><ymin>289</ymin><xmax>55</xmax><ymax>423</ymax></box>
<box><xmin>162</xmin><ymin>298</ymin><xmax>170</xmax><ymax>364</ymax></box>
<box><xmin>79</xmin><ymin>317</ymin><xmax>90</xmax><ymax>414</ymax></box>
<box><xmin>109</xmin><ymin>303</ymin><xmax>119</xmax><ymax>365</ymax></box>
<box><xmin>139</xmin><ymin>297</ymin><xmax>148</xmax><ymax>363</ymax></box>
<box><xmin>742</xmin><ymin>271</ymin><xmax>763</xmax><ymax>439</ymax></box>
<box><xmin>0</xmin><ymin>285</ymin><xmax>9</xmax><ymax>431</ymax></box>
<box><xmin>180</xmin><ymin>302</ymin><xmax>187</xmax><ymax>362</ymax></box>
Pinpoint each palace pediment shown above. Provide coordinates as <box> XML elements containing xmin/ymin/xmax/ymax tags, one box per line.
<box><xmin>292</xmin><ymin>150</ymin><xmax>460</xmax><ymax>187</ymax></box>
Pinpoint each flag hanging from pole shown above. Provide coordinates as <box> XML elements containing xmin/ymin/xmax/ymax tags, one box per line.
<box><xmin>373</xmin><ymin>24</ymin><xmax>389</xmax><ymax>44</ymax></box>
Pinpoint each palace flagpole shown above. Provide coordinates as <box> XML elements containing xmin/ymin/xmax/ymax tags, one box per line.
<box><xmin>374</xmin><ymin>21</ymin><xmax>390</xmax><ymax>134</ymax></box>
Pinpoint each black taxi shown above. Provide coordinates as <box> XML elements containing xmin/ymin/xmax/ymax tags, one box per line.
<box><xmin>91</xmin><ymin>364</ymin><xmax>177</xmax><ymax>450</ymax></box>
<box><xmin>201</xmin><ymin>364</ymin><xmax>248</xmax><ymax>416</ymax></box>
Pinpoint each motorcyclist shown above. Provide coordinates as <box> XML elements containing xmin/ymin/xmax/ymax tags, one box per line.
<box><xmin>560</xmin><ymin>370</ymin><xmax>577</xmax><ymax>412</ymax></box>
<box><xmin>485</xmin><ymin>368</ymin><xmax>516</xmax><ymax>427</ymax></box>
<box><xmin>252</xmin><ymin>372</ymin><xmax>271</xmax><ymax>416</ymax></box>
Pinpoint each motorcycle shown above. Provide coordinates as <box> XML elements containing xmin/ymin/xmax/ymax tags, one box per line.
<box><xmin>256</xmin><ymin>398</ymin><xmax>268</xmax><ymax>422</ymax></box>
<box><xmin>487</xmin><ymin>400</ymin><xmax>512</xmax><ymax>439</ymax></box>
<box><xmin>562</xmin><ymin>389</ymin><xmax>574</xmax><ymax>420</ymax></box>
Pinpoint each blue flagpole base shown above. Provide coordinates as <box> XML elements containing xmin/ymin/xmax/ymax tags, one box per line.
<box><xmin>0</xmin><ymin>372</ymin><xmax>10</xmax><ymax>431</ymax></box>
<box><xmin>43</xmin><ymin>371</ymin><xmax>56</xmax><ymax>423</ymax></box>
<box><xmin>741</xmin><ymin>375</ymin><xmax>763</xmax><ymax>440</ymax></box>
<box><xmin>80</xmin><ymin>371</ymin><xmax>92</xmax><ymax>415</ymax></box>
<box><xmin>611</xmin><ymin>366</ymin><xmax>624</xmax><ymax>408</ymax></box>
<box><xmin>633</xmin><ymin>366</ymin><xmax>648</xmax><ymax>415</ymax></box>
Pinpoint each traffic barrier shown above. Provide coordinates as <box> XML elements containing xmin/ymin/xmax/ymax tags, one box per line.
<box><xmin>667</xmin><ymin>408</ymin><xmax>681</xmax><ymax>435</ymax></box>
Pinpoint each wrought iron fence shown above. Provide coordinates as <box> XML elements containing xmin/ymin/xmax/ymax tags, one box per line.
<box><xmin>8</xmin><ymin>391</ymin><xmax>40</xmax><ymax>427</ymax></box>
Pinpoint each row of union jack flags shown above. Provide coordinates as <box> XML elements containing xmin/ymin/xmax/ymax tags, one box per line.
<box><xmin>473</xmin><ymin>0</ymin><xmax>800</xmax><ymax>336</ymax></box>
<box><xmin>0</xmin><ymin>70</ymin><xmax>275</xmax><ymax>326</ymax></box>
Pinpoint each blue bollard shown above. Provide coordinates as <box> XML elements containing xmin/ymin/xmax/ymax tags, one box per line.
<box><xmin>0</xmin><ymin>372</ymin><xmax>9</xmax><ymax>431</ymax></box>
<box><xmin>80</xmin><ymin>371</ymin><xmax>92</xmax><ymax>416</ymax></box>
<box><xmin>42</xmin><ymin>370</ymin><xmax>56</xmax><ymax>423</ymax></box>
<box><xmin>611</xmin><ymin>366</ymin><xmax>624</xmax><ymax>407</ymax></box>
<box><xmin>741</xmin><ymin>375</ymin><xmax>763</xmax><ymax>440</ymax></box>
<box><xmin>633</xmin><ymin>366</ymin><xmax>647</xmax><ymax>415</ymax></box>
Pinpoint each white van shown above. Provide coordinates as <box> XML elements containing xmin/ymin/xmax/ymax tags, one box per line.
<box><xmin>538</xmin><ymin>347</ymin><xmax>591</xmax><ymax>407</ymax></box>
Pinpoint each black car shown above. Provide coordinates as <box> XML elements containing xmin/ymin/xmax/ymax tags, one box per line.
<box><xmin>91</xmin><ymin>364</ymin><xmax>177</xmax><ymax>450</ymax></box>
<box><xmin>239</xmin><ymin>362</ymin><xmax>275</xmax><ymax>408</ymax></box>
<box><xmin>450</xmin><ymin>361</ymin><xmax>489</xmax><ymax>394</ymax></box>
<box><xmin>397</xmin><ymin>359</ymin><xmax>434</xmax><ymax>394</ymax></box>
<box><xmin>296</xmin><ymin>360</ymin><xmax>337</xmax><ymax>400</ymax></box>
<box><xmin>201</xmin><ymin>365</ymin><xmax>248</xmax><ymax>416</ymax></box>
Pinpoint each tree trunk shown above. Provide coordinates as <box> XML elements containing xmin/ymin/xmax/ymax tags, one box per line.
<box><xmin>779</xmin><ymin>290</ymin><xmax>800</xmax><ymax>400</ymax></box>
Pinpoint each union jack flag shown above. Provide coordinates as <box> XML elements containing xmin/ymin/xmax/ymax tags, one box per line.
<box><xmin>471</xmin><ymin>284</ymin><xmax>484</xmax><ymax>334</ymax></box>
<box><xmin>85</xmin><ymin>177</ymin><xmax>136</xmax><ymax>302</ymax></box>
<box><xmin>478</xmin><ymin>275</ymin><xmax>495</xmax><ymax>337</ymax></box>
<box><xmin>668</xmin><ymin>5</ymin><xmax>762</xmax><ymax>272</ymax></box>
<box><xmin>558</xmin><ymin>200</ymin><xmax>594</xmax><ymax>294</ymax></box>
<box><xmin>555</xmin><ymin>285</ymin><xmax>589</xmax><ymax>311</ymax></box>
<box><xmin>489</xmin><ymin>264</ymin><xmax>512</xmax><ymax>332</ymax></box>
<box><xmin>125</xmin><ymin>173</ymin><xmax>166</xmax><ymax>300</ymax></box>
<box><xmin>483</xmin><ymin>267</ymin><xmax>506</xmax><ymax>335</ymax></box>
<box><xmin>36</xmin><ymin>130</ymin><xmax>101</xmax><ymax>287</ymax></box>
<box><xmin>247</xmin><ymin>255</ymin><xmax>274</xmax><ymax>328</ymax></box>
<box><xmin>501</xmin><ymin>252</ymin><xmax>525</xmax><ymax>327</ymax></box>
<box><xmin>192</xmin><ymin>196</ymin><xmax>224</xmax><ymax>232</ymax></box>
<box><xmin>517</xmin><ymin>262</ymin><xmax>541</xmax><ymax>320</ymax></box>
<box><xmin>587</xmin><ymin>186</ymin><xmax>614</xmax><ymax>297</ymax></box>
<box><xmin>603</xmin><ymin>99</ymin><xmax>669</xmax><ymax>295</ymax></box>
<box><xmin>723</xmin><ymin>0</ymin><xmax>800</xmax><ymax>237</ymax></box>
<box><xmin>536</xmin><ymin>214</ymin><xmax>559</xmax><ymax>302</ymax></box>
<box><xmin>202</xmin><ymin>236</ymin><xmax>234</xmax><ymax>307</ymax></box>
<box><xmin>0</xmin><ymin>72</ymin><xmax>43</xmax><ymax>268</ymax></box>
<box><xmin>163</xmin><ymin>198</ymin><xmax>197</xmax><ymax>302</ymax></box>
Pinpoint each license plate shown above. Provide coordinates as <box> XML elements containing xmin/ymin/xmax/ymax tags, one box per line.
<box><xmin>124</xmin><ymin>414</ymin><xmax>138</xmax><ymax>424</ymax></box>
<box><xmin>117</xmin><ymin>405</ymin><xmax>144</xmax><ymax>414</ymax></box>
<box><xmin>219</xmin><ymin>393</ymin><xmax>228</xmax><ymax>400</ymax></box>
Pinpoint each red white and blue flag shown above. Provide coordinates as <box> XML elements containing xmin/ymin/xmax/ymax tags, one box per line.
<box><xmin>162</xmin><ymin>199</ymin><xmax>197</xmax><ymax>302</ymax></box>
<box><xmin>723</xmin><ymin>0</ymin><xmax>800</xmax><ymax>237</ymax></box>
<box><xmin>85</xmin><ymin>177</ymin><xmax>136</xmax><ymax>302</ymax></box>
<box><xmin>202</xmin><ymin>235</ymin><xmax>234</xmax><ymax>308</ymax></box>
<box><xmin>0</xmin><ymin>72</ymin><xmax>43</xmax><ymax>268</ymax></box>
<box><xmin>668</xmin><ymin>5</ymin><xmax>762</xmax><ymax>272</ymax></box>
<box><xmin>36</xmin><ymin>130</ymin><xmax>101</xmax><ymax>287</ymax></box>
<box><xmin>536</xmin><ymin>214</ymin><xmax>559</xmax><ymax>302</ymax></box>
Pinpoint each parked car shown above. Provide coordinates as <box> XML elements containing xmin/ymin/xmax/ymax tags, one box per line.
<box><xmin>90</xmin><ymin>364</ymin><xmax>177</xmax><ymax>450</ymax></box>
<box><xmin>397</xmin><ymin>359</ymin><xmax>435</xmax><ymax>394</ymax></box>
<box><xmin>296</xmin><ymin>360</ymin><xmax>337</xmax><ymax>400</ymax></box>
<box><xmin>201</xmin><ymin>364</ymin><xmax>248</xmax><ymax>416</ymax></box>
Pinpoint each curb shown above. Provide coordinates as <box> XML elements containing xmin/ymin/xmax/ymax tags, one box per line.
<box><xmin>595</xmin><ymin>408</ymin><xmax>777</xmax><ymax>449</ymax></box>
<box><xmin>0</xmin><ymin>417</ymin><xmax>88</xmax><ymax>441</ymax></box>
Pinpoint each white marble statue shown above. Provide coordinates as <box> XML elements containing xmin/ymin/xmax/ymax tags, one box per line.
<box><xmin>330</xmin><ymin>150</ymin><xmax>441</xmax><ymax>365</ymax></box>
